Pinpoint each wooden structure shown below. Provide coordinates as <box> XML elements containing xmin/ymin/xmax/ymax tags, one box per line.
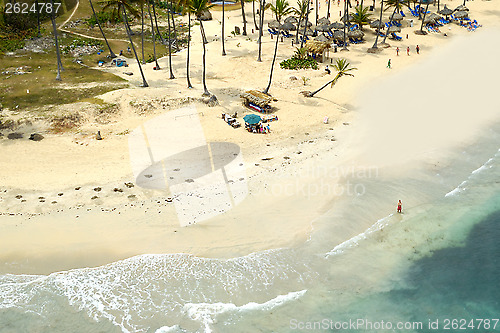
<box><xmin>305</xmin><ymin>40</ymin><xmax>331</xmax><ymax>62</ymax></box>
<box><xmin>240</xmin><ymin>90</ymin><xmax>273</xmax><ymax>112</ymax></box>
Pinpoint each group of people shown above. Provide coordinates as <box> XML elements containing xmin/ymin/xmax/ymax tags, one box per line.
<box><xmin>388</xmin><ymin>45</ymin><xmax>420</xmax><ymax>69</ymax></box>
<box><xmin>246</xmin><ymin>123</ymin><xmax>271</xmax><ymax>134</ymax></box>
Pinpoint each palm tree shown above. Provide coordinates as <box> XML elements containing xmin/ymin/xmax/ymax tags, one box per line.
<box><xmin>222</xmin><ymin>0</ymin><xmax>226</xmax><ymax>55</ymax></box>
<box><xmin>189</xmin><ymin>0</ymin><xmax>215</xmax><ymax>96</ymax></box>
<box><xmin>240</xmin><ymin>0</ymin><xmax>247</xmax><ymax>36</ymax></box>
<box><xmin>294</xmin><ymin>0</ymin><xmax>308</xmax><ymax>45</ymax></box>
<box><xmin>350</xmin><ymin>5</ymin><xmax>371</xmax><ymax>30</ymax></box>
<box><xmin>381</xmin><ymin>0</ymin><xmax>402</xmax><ymax>44</ymax></box>
<box><xmin>147</xmin><ymin>0</ymin><xmax>160</xmax><ymax>69</ymax></box>
<box><xmin>341</xmin><ymin>0</ymin><xmax>350</xmax><ymax>51</ymax></box>
<box><xmin>305</xmin><ymin>58</ymin><xmax>356</xmax><ymax>97</ymax></box>
<box><xmin>89</xmin><ymin>0</ymin><xmax>117</xmax><ymax>57</ymax></box>
<box><xmin>368</xmin><ymin>0</ymin><xmax>384</xmax><ymax>51</ymax></box>
<box><xmin>257</xmin><ymin>0</ymin><xmax>265</xmax><ymax>61</ymax></box>
<box><xmin>418</xmin><ymin>0</ymin><xmax>430</xmax><ymax>34</ymax></box>
<box><xmin>151</xmin><ymin>0</ymin><xmax>165</xmax><ymax>44</ymax></box>
<box><xmin>111</xmin><ymin>0</ymin><xmax>149</xmax><ymax>86</ymax></box>
<box><xmin>49</xmin><ymin>0</ymin><xmax>63</xmax><ymax>80</ymax></box>
<box><xmin>252</xmin><ymin>0</ymin><xmax>259</xmax><ymax>31</ymax></box>
<box><xmin>140</xmin><ymin>0</ymin><xmax>145</xmax><ymax>63</ymax></box>
<box><xmin>299</xmin><ymin>0</ymin><xmax>310</xmax><ymax>48</ymax></box>
<box><xmin>35</xmin><ymin>0</ymin><xmax>41</xmax><ymax>37</ymax></box>
<box><xmin>167</xmin><ymin>0</ymin><xmax>175</xmax><ymax>78</ymax></box>
<box><xmin>179</xmin><ymin>0</ymin><xmax>194</xmax><ymax>87</ymax></box>
<box><xmin>263</xmin><ymin>0</ymin><xmax>293</xmax><ymax>94</ymax></box>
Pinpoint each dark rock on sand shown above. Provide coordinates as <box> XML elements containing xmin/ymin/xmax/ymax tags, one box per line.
<box><xmin>29</xmin><ymin>133</ymin><xmax>44</xmax><ymax>141</ymax></box>
<box><xmin>124</xmin><ymin>182</ymin><xmax>134</xmax><ymax>188</ymax></box>
<box><xmin>113</xmin><ymin>188</ymin><xmax>123</xmax><ymax>192</ymax></box>
<box><xmin>91</xmin><ymin>196</ymin><xmax>99</xmax><ymax>200</ymax></box>
<box><xmin>7</xmin><ymin>132</ymin><xmax>23</xmax><ymax>140</ymax></box>
<box><xmin>94</xmin><ymin>187</ymin><xmax>102</xmax><ymax>192</ymax></box>
<box><xmin>15</xmin><ymin>195</ymin><xmax>22</xmax><ymax>199</ymax></box>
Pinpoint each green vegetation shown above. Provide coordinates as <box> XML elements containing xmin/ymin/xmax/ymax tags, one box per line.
<box><xmin>280</xmin><ymin>47</ymin><xmax>318</xmax><ymax>70</ymax></box>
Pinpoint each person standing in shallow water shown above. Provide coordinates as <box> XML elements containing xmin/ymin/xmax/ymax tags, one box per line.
<box><xmin>397</xmin><ymin>200</ymin><xmax>402</xmax><ymax>213</ymax></box>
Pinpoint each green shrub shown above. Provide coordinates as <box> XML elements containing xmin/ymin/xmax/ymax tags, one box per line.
<box><xmin>280</xmin><ymin>56</ymin><xmax>318</xmax><ymax>70</ymax></box>
<box><xmin>86</xmin><ymin>11</ymin><xmax>122</xmax><ymax>26</ymax></box>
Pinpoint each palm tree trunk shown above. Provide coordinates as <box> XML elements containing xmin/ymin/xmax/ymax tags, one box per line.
<box><xmin>308</xmin><ymin>74</ymin><xmax>339</xmax><ymax>97</ymax></box>
<box><xmin>253</xmin><ymin>0</ymin><xmax>258</xmax><ymax>31</ymax></box>
<box><xmin>300</xmin><ymin>0</ymin><xmax>310</xmax><ymax>48</ymax></box>
<box><xmin>295</xmin><ymin>13</ymin><xmax>302</xmax><ymax>45</ymax></box>
<box><xmin>263</xmin><ymin>27</ymin><xmax>280</xmax><ymax>94</ymax></box>
<box><xmin>257</xmin><ymin>0</ymin><xmax>265</xmax><ymax>61</ymax></box>
<box><xmin>147</xmin><ymin>1</ymin><xmax>160</xmax><ymax>69</ymax></box>
<box><xmin>121</xmin><ymin>5</ymin><xmax>149</xmax><ymax>87</ymax></box>
<box><xmin>418</xmin><ymin>0</ymin><xmax>422</xmax><ymax>19</ymax></box>
<box><xmin>151</xmin><ymin>0</ymin><xmax>165</xmax><ymax>44</ymax></box>
<box><xmin>170</xmin><ymin>0</ymin><xmax>179</xmax><ymax>51</ymax></box>
<box><xmin>141</xmin><ymin>2</ymin><xmax>145</xmax><ymax>64</ymax></box>
<box><xmin>342</xmin><ymin>0</ymin><xmax>348</xmax><ymax>50</ymax></box>
<box><xmin>371</xmin><ymin>0</ymin><xmax>383</xmax><ymax>48</ymax></box>
<box><xmin>419</xmin><ymin>2</ymin><xmax>429</xmax><ymax>33</ymax></box>
<box><xmin>199</xmin><ymin>20</ymin><xmax>210</xmax><ymax>96</ymax></box>
<box><xmin>167</xmin><ymin>4</ymin><xmax>175</xmax><ymax>78</ymax></box>
<box><xmin>89</xmin><ymin>0</ymin><xmax>116</xmax><ymax>57</ymax></box>
<box><xmin>327</xmin><ymin>0</ymin><xmax>331</xmax><ymax>19</ymax></box>
<box><xmin>315</xmin><ymin>0</ymin><xmax>318</xmax><ymax>25</ymax></box>
<box><xmin>186</xmin><ymin>11</ymin><xmax>193</xmax><ymax>88</ymax></box>
<box><xmin>50</xmin><ymin>13</ymin><xmax>63</xmax><ymax>81</ymax></box>
<box><xmin>240</xmin><ymin>0</ymin><xmax>247</xmax><ymax>35</ymax></box>
<box><xmin>222</xmin><ymin>0</ymin><xmax>226</xmax><ymax>55</ymax></box>
<box><xmin>382</xmin><ymin>4</ymin><xmax>398</xmax><ymax>44</ymax></box>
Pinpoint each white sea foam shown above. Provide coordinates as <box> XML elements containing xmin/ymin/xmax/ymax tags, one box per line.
<box><xmin>183</xmin><ymin>290</ymin><xmax>306</xmax><ymax>333</ymax></box>
<box><xmin>325</xmin><ymin>214</ymin><xmax>393</xmax><ymax>257</ymax></box>
<box><xmin>155</xmin><ymin>325</ymin><xmax>184</xmax><ymax>333</ymax></box>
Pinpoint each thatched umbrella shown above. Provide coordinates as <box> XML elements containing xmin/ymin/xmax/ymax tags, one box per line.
<box><xmin>316</xmin><ymin>24</ymin><xmax>331</xmax><ymax>32</ymax></box>
<box><xmin>348</xmin><ymin>30</ymin><xmax>364</xmax><ymax>39</ymax></box>
<box><xmin>340</xmin><ymin>14</ymin><xmax>353</xmax><ymax>23</ymax></box>
<box><xmin>387</xmin><ymin>25</ymin><xmax>401</xmax><ymax>33</ymax></box>
<box><xmin>305</xmin><ymin>40</ymin><xmax>331</xmax><ymax>55</ymax></box>
<box><xmin>370</xmin><ymin>19</ymin><xmax>384</xmax><ymax>29</ymax></box>
<box><xmin>314</xmin><ymin>34</ymin><xmax>330</xmax><ymax>42</ymax></box>
<box><xmin>299</xmin><ymin>20</ymin><xmax>313</xmax><ymax>28</ymax></box>
<box><xmin>331</xmin><ymin>22</ymin><xmax>344</xmax><ymax>30</ymax></box>
<box><xmin>454</xmin><ymin>10</ymin><xmax>469</xmax><ymax>19</ymax></box>
<box><xmin>282</xmin><ymin>22</ymin><xmax>297</xmax><ymax>31</ymax></box>
<box><xmin>268</xmin><ymin>20</ymin><xmax>281</xmax><ymax>29</ymax></box>
<box><xmin>284</xmin><ymin>16</ymin><xmax>298</xmax><ymax>24</ymax></box>
<box><xmin>299</xmin><ymin>28</ymin><xmax>315</xmax><ymax>36</ymax></box>
<box><xmin>438</xmin><ymin>5</ymin><xmax>453</xmax><ymax>17</ymax></box>
<box><xmin>391</xmin><ymin>12</ymin><xmax>403</xmax><ymax>21</ymax></box>
<box><xmin>318</xmin><ymin>17</ymin><xmax>331</xmax><ymax>25</ymax></box>
<box><xmin>423</xmin><ymin>16</ymin><xmax>437</xmax><ymax>24</ymax></box>
<box><xmin>455</xmin><ymin>4</ymin><xmax>469</xmax><ymax>11</ymax></box>
<box><xmin>332</xmin><ymin>30</ymin><xmax>346</xmax><ymax>41</ymax></box>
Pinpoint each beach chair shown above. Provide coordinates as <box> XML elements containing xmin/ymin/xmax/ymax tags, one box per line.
<box><xmin>400</xmin><ymin>10</ymin><xmax>406</xmax><ymax>17</ymax></box>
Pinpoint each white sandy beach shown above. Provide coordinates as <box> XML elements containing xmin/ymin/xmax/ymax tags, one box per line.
<box><xmin>0</xmin><ymin>0</ymin><xmax>499</xmax><ymax>274</ymax></box>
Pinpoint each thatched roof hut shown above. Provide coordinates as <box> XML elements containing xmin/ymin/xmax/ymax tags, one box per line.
<box><xmin>240</xmin><ymin>90</ymin><xmax>273</xmax><ymax>108</ymax></box>
<box><xmin>305</xmin><ymin>40</ymin><xmax>331</xmax><ymax>55</ymax></box>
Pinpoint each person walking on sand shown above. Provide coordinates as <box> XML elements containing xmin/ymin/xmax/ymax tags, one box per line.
<box><xmin>407</xmin><ymin>46</ymin><xmax>410</xmax><ymax>55</ymax></box>
<box><xmin>396</xmin><ymin>47</ymin><xmax>399</xmax><ymax>56</ymax></box>
<box><xmin>397</xmin><ymin>200</ymin><xmax>402</xmax><ymax>213</ymax></box>
<box><xmin>325</xmin><ymin>65</ymin><xmax>331</xmax><ymax>74</ymax></box>
<box><xmin>387</xmin><ymin>59</ymin><xmax>391</xmax><ymax>69</ymax></box>
<box><xmin>416</xmin><ymin>44</ymin><xmax>420</xmax><ymax>54</ymax></box>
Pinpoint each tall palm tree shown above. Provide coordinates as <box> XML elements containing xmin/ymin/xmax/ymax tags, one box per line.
<box><xmin>382</xmin><ymin>0</ymin><xmax>402</xmax><ymax>44</ymax></box>
<box><xmin>147</xmin><ymin>0</ymin><xmax>160</xmax><ymax>69</ymax></box>
<box><xmin>35</xmin><ymin>0</ymin><xmax>41</xmax><ymax>37</ymax></box>
<box><xmin>189</xmin><ymin>0</ymin><xmax>215</xmax><ymax>96</ymax></box>
<box><xmin>140</xmin><ymin>0</ymin><xmax>145</xmax><ymax>63</ymax></box>
<box><xmin>294</xmin><ymin>0</ymin><xmax>308</xmax><ymax>45</ymax></box>
<box><xmin>178</xmin><ymin>0</ymin><xmax>194</xmax><ymax>87</ymax></box>
<box><xmin>263</xmin><ymin>0</ymin><xmax>293</xmax><ymax>94</ymax></box>
<box><xmin>114</xmin><ymin>0</ymin><xmax>149</xmax><ymax>86</ymax></box>
<box><xmin>89</xmin><ymin>0</ymin><xmax>116</xmax><ymax>57</ymax></box>
<box><xmin>240</xmin><ymin>0</ymin><xmax>247</xmax><ymax>35</ymax></box>
<box><xmin>299</xmin><ymin>0</ymin><xmax>310</xmax><ymax>48</ymax></box>
<box><xmin>151</xmin><ymin>0</ymin><xmax>165</xmax><ymax>44</ymax></box>
<box><xmin>222</xmin><ymin>0</ymin><xmax>226</xmax><ymax>55</ymax></box>
<box><xmin>305</xmin><ymin>58</ymin><xmax>356</xmax><ymax>97</ymax></box>
<box><xmin>257</xmin><ymin>0</ymin><xmax>265</xmax><ymax>61</ymax></box>
<box><xmin>350</xmin><ymin>5</ymin><xmax>371</xmax><ymax>30</ymax></box>
<box><xmin>252</xmin><ymin>0</ymin><xmax>259</xmax><ymax>31</ymax></box>
<box><xmin>50</xmin><ymin>0</ymin><xmax>63</xmax><ymax>80</ymax></box>
<box><xmin>341</xmin><ymin>0</ymin><xmax>350</xmax><ymax>51</ymax></box>
<box><xmin>418</xmin><ymin>0</ymin><xmax>430</xmax><ymax>34</ymax></box>
<box><xmin>167</xmin><ymin>0</ymin><xmax>175</xmax><ymax>78</ymax></box>
<box><xmin>368</xmin><ymin>0</ymin><xmax>383</xmax><ymax>50</ymax></box>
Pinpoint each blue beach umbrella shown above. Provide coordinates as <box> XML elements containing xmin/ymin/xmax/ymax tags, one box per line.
<box><xmin>243</xmin><ymin>114</ymin><xmax>262</xmax><ymax>125</ymax></box>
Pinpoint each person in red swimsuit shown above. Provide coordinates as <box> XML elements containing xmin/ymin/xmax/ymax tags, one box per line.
<box><xmin>397</xmin><ymin>200</ymin><xmax>402</xmax><ymax>213</ymax></box>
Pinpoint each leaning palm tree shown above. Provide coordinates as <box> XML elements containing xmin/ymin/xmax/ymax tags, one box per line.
<box><xmin>368</xmin><ymin>0</ymin><xmax>384</xmax><ymax>51</ymax></box>
<box><xmin>299</xmin><ymin>0</ymin><xmax>310</xmax><ymax>48</ymax></box>
<box><xmin>263</xmin><ymin>0</ymin><xmax>293</xmax><ymax>94</ymax></box>
<box><xmin>102</xmin><ymin>0</ymin><xmax>149</xmax><ymax>86</ymax></box>
<box><xmin>350</xmin><ymin>5</ymin><xmax>371</xmax><ymax>30</ymax></box>
<box><xmin>381</xmin><ymin>0</ymin><xmax>402</xmax><ymax>44</ymax></box>
<box><xmin>417</xmin><ymin>0</ymin><xmax>431</xmax><ymax>34</ymax></box>
<box><xmin>252</xmin><ymin>0</ymin><xmax>259</xmax><ymax>31</ymax></box>
<box><xmin>89</xmin><ymin>0</ymin><xmax>117</xmax><ymax>57</ymax></box>
<box><xmin>189</xmin><ymin>0</ymin><xmax>215</xmax><ymax>96</ymax></box>
<box><xmin>147</xmin><ymin>0</ymin><xmax>160</xmax><ymax>69</ymax></box>
<box><xmin>221</xmin><ymin>0</ymin><xmax>226</xmax><ymax>55</ymax></box>
<box><xmin>303</xmin><ymin>58</ymin><xmax>356</xmax><ymax>97</ymax></box>
<box><xmin>50</xmin><ymin>0</ymin><xmax>63</xmax><ymax>80</ymax></box>
<box><xmin>179</xmin><ymin>0</ymin><xmax>194</xmax><ymax>87</ymax></box>
<box><xmin>240</xmin><ymin>0</ymin><xmax>247</xmax><ymax>35</ymax></box>
<box><xmin>294</xmin><ymin>0</ymin><xmax>308</xmax><ymax>45</ymax></box>
<box><xmin>139</xmin><ymin>0</ymin><xmax>146</xmax><ymax>63</ymax></box>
